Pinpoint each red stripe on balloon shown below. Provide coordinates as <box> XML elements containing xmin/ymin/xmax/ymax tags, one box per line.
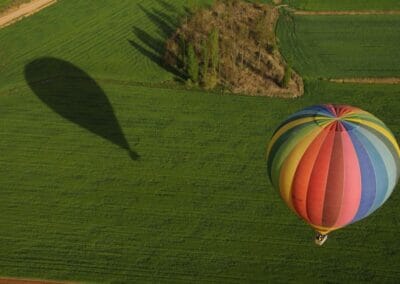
<box><xmin>326</xmin><ymin>104</ymin><xmax>336</xmax><ymax>116</ymax></box>
<box><xmin>334</xmin><ymin>123</ymin><xmax>362</xmax><ymax>227</ymax></box>
<box><xmin>336</xmin><ymin>105</ymin><xmax>353</xmax><ymax>117</ymax></box>
<box><xmin>292</xmin><ymin>126</ymin><xmax>331</xmax><ymax>223</ymax></box>
<box><xmin>322</xmin><ymin>122</ymin><xmax>345</xmax><ymax>227</ymax></box>
<box><xmin>306</xmin><ymin>123</ymin><xmax>336</xmax><ymax>226</ymax></box>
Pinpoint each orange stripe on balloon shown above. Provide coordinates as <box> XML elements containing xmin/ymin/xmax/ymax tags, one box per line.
<box><xmin>306</xmin><ymin>124</ymin><xmax>336</xmax><ymax>227</ymax></box>
<box><xmin>291</xmin><ymin>124</ymin><xmax>332</xmax><ymax>223</ymax></box>
<box><xmin>278</xmin><ymin>126</ymin><xmax>325</xmax><ymax>212</ymax></box>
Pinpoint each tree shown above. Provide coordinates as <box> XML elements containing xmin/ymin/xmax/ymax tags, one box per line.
<box><xmin>187</xmin><ymin>43</ymin><xmax>199</xmax><ymax>84</ymax></box>
<box><xmin>282</xmin><ymin>65</ymin><xmax>292</xmax><ymax>88</ymax></box>
<box><xmin>201</xmin><ymin>38</ymin><xmax>210</xmax><ymax>84</ymax></box>
<box><xmin>187</xmin><ymin>0</ymin><xmax>199</xmax><ymax>14</ymax></box>
<box><xmin>255</xmin><ymin>13</ymin><xmax>270</xmax><ymax>68</ymax></box>
<box><xmin>209</xmin><ymin>28</ymin><xmax>219</xmax><ymax>75</ymax></box>
<box><xmin>178</xmin><ymin>34</ymin><xmax>187</xmax><ymax>70</ymax></box>
<box><xmin>238</xmin><ymin>24</ymin><xmax>249</xmax><ymax>67</ymax></box>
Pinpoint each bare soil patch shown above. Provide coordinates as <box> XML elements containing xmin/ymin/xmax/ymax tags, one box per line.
<box><xmin>329</xmin><ymin>78</ymin><xmax>400</xmax><ymax>84</ymax></box>
<box><xmin>0</xmin><ymin>0</ymin><xmax>56</xmax><ymax>28</ymax></box>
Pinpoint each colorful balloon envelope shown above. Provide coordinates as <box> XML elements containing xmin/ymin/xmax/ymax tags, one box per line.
<box><xmin>267</xmin><ymin>104</ymin><xmax>400</xmax><ymax>238</ymax></box>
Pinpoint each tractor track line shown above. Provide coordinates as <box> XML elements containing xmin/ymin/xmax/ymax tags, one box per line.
<box><xmin>293</xmin><ymin>10</ymin><xmax>400</xmax><ymax>15</ymax></box>
<box><xmin>0</xmin><ymin>278</ymin><xmax>73</xmax><ymax>284</ymax></box>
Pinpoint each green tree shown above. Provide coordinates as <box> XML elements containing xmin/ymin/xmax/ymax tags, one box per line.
<box><xmin>179</xmin><ymin>34</ymin><xmax>186</xmax><ymax>69</ymax></box>
<box><xmin>187</xmin><ymin>0</ymin><xmax>199</xmax><ymax>14</ymax></box>
<box><xmin>238</xmin><ymin>24</ymin><xmax>248</xmax><ymax>67</ymax></box>
<box><xmin>187</xmin><ymin>43</ymin><xmax>199</xmax><ymax>84</ymax></box>
<box><xmin>209</xmin><ymin>28</ymin><xmax>219</xmax><ymax>75</ymax></box>
<box><xmin>255</xmin><ymin>14</ymin><xmax>271</xmax><ymax>68</ymax></box>
<box><xmin>201</xmin><ymin>38</ymin><xmax>210</xmax><ymax>84</ymax></box>
<box><xmin>282</xmin><ymin>65</ymin><xmax>292</xmax><ymax>88</ymax></box>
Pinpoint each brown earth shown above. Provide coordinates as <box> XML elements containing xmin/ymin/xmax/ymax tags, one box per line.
<box><xmin>164</xmin><ymin>1</ymin><xmax>304</xmax><ymax>97</ymax></box>
<box><xmin>329</xmin><ymin>78</ymin><xmax>400</xmax><ymax>84</ymax></box>
<box><xmin>0</xmin><ymin>0</ymin><xmax>56</xmax><ymax>28</ymax></box>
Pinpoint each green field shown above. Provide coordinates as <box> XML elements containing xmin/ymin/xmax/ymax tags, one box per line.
<box><xmin>285</xmin><ymin>0</ymin><xmax>400</xmax><ymax>11</ymax></box>
<box><xmin>0</xmin><ymin>0</ymin><xmax>192</xmax><ymax>91</ymax></box>
<box><xmin>1</xmin><ymin>0</ymin><xmax>400</xmax><ymax>283</ymax></box>
<box><xmin>277</xmin><ymin>14</ymin><xmax>400</xmax><ymax>79</ymax></box>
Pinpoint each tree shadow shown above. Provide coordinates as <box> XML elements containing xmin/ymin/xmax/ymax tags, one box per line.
<box><xmin>128</xmin><ymin>0</ymin><xmax>187</xmax><ymax>80</ymax></box>
<box><xmin>24</xmin><ymin>57</ymin><xmax>139</xmax><ymax>160</ymax></box>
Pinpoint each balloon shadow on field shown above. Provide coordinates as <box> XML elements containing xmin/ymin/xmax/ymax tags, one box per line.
<box><xmin>24</xmin><ymin>57</ymin><xmax>140</xmax><ymax>160</ymax></box>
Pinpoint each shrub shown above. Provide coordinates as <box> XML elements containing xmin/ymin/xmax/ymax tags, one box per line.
<box><xmin>187</xmin><ymin>43</ymin><xmax>199</xmax><ymax>84</ymax></box>
<box><xmin>201</xmin><ymin>39</ymin><xmax>210</xmax><ymax>85</ymax></box>
<box><xmin>282</xmin><ymin>65</ymin><xmax>292</xmax><ymax>88</ymax></box>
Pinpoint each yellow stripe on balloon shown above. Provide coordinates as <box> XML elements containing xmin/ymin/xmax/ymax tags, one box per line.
<box><xmin>266</xmin><ymin>116</ymin><xmax>329</xmax><ymax>159</ymax></box>
<box><xmin>310</xmin><ymin>224</ymin><xmax>340</xmax><ymax>235</ymax></box>
<box><xmin>346</xmin><ymin>118</ymin><xmax>400</xmax><ymax>157</ymax></box>
<box><xmin>278</xmin><ymin>126</ymin><xmax>326</xmax><ymax>213</ymax></box>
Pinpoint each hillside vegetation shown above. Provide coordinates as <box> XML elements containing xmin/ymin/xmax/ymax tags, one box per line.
<box><xmin>165</xmin><ymin>0</ymin><xmax>303</xmax><ymax>97</ymax></box>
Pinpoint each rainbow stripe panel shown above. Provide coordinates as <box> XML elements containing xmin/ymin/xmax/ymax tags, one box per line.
<box><xmin>267</xmin><ymin>104</ymin><xmax>400</xmax><ymax>234</ymax></box>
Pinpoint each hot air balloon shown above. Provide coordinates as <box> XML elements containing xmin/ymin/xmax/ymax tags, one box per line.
<box><xmin>266</xmin><ymin>104</ymin><xmax>400</xmax><ymax>245</ymax></box>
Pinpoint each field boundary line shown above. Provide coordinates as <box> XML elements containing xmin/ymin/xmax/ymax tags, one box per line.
<box><xmin>0</xmin><ymin>0</ymin><xmax>57</xmax><ymax>29</ymax></box>
<box><xmin>0</xmin><ymin>277</ymin><xmax>74</xmax><ymax>284</ymax></box>
<box><xmin>293</xmin><ymin>10</ymin><xmax>400</xmax><ymax>15</ymax></box>
<box><xmin>329</xmin><ymin>78</ymin><xmax>400</xmax><ymax>84</ymax></box>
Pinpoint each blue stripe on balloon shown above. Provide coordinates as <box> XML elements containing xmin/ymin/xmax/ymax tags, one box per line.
<box><xmin>357</xmin><ymin>125</ymin><xmax>399</xmax><ymax>204</ymax></box>
<box><xmin>301</xmin><ymin>105</ymin><xmax>335</xmax><ymax>116</ymax></box>
<box><xmin>353</xmin><ymin>126</ymin><xmax>391</xmax><ymax>217</ymax></box>
<box><xmin>343</xmin><ymin>121</ymin><xmax>376</xmax><ymax>223</ymax></box>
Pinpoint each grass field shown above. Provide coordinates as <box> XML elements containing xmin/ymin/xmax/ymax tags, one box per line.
<box><xmin>0</xmin><ymin>0</ymin><xmax>192</xmax><ymax>91</ymax></box>
<box><xmin>1</xmin><ymin>0</ymin><xmax>400</xmax><ymax>282</ymax></box>
<box><xmin>276</xmin><ymin>14</ymin><xmax>400</xmax><ymax>79</ymax></box>
<box><xmin>284</xmin><ymin>0</ymin><xmax>400</xmax><ymax>11</ymax></box>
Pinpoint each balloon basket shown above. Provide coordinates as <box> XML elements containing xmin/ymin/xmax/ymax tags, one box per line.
<box><xmin>315</xmin><ymin>233</ymin><xmax>328</xmax><ymax>246</ymax></box>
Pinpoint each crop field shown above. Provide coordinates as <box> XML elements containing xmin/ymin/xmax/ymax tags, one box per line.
<box><xmin>0</xmin><ymin>0</ymin><xmax>196</xmax><ymax>91</ymax></box>
<box><xmin>0</xmin><ymin>0</ymin><xmax>400</xmax><ymax>283</ymax></box>
<box><xmin>284</xmin><ymin>0</ymin><xmax>400</xmax><ymax>11</ymax></box>
<box><xmin>277</xmin><ymin>14</ymin><xmax>400</xmax><ymax>79</ymax></box>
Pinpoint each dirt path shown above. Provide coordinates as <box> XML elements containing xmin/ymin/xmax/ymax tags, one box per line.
<box><xmin>329</xmin><ymin>78</ymin><xmax>400</xmax><ymax>84</ymax></box>
<box><xmin>294</xmin><ymin>10</ymin><xmax>400</xmax><ymax>15</ymax></box>
<box><xmin>0</xmin><ymin>0</ymin><xmax>57</xmax><ymax>28</ymax></box>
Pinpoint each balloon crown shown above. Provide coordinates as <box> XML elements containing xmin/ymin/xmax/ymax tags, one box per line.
<box><xmin>306</xmin><ymin>104</ymin><xmax>368</xmax><ymax>131</ymax></box>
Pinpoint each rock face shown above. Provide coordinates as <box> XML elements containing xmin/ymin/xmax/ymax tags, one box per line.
<box><xmin>164</xmin><ymin>0</ymin><xmax>303</xmax><ymax>97</ymax></box>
